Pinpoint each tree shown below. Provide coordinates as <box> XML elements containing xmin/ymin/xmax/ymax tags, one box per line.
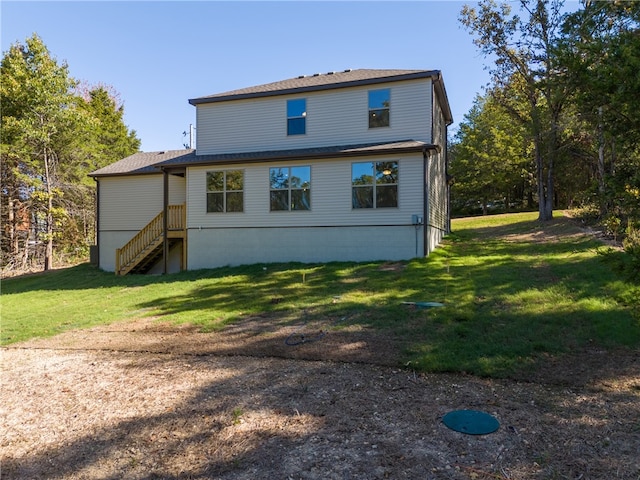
<box><xmin>78</xmin><ymin>85</ymin><xmax>140</xmax><ymax>176</ymax></box>
<box><xmin>559</xmin><ymin>1</ymin><xmax>640</xmax><ymax>224</ymax></box>
<box><xmin>1</xmin><ymin>34</ymin><xmax>82</xmax><ymax>270</ymax></box>
<box><xmin>460</xmin><ymin>0</ymin><xmax>571</xmax><ymax>221</ymax></box>
<box><xmin>450</xmin><ymin>92</ymin><xmax>532</xmax><ymax>215</ymax></box>
<box><xmin>1</xmin><ymin>34</ymin><xmax>140</xmax><ymax>272</ymax></box>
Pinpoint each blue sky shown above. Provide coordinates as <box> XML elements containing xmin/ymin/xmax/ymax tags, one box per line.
<box><xmin>0</xmin><ymin>1</ymin><xmax>575</xmax><ymax>153</ymax></box>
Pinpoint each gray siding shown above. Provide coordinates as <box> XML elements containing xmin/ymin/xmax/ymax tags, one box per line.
<box><xmin>196</xmin><ymin>79</ymin><xmax>433</xmax><ymax>155</ymax></box>
<box><xmin>99</xmin><ymin>175</ymin><xmax>186</xmax><ymax>231</ymax></box>
<box><xmin>97</xmin><ymin>174</ymin><xmax>186</xmax><ymax>271</ymax></box>
<box><xmin>185</xmin><ymin>153</ymin><xmax>426</xmax><ymax>268</ymax></box>
<box><xmin>187</xmin><ymin>225</ymin><xmax>423</xmax><ymax>269</ymax></box>
<box><xmin>186</xmin><ymin>154</ymin><xmax>425</xmax><ymax>229</ymax></box>
<box><xmin>426</xmin><ymin>89</ymin><xmax>449</xmax><ymax>253</ymax></box>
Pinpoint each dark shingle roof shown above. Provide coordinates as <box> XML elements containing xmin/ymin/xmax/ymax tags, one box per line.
<box><xmin>89</xmin><ymin>149</ymin><xmax>194</xmax><ymax>177</ymax></box>
<box><xmin>189</xmin><ymin>69</ymin><xmax>441</xmax><ymax>105</ymax></box>
<box><xmin>89</xmin><ymin>141</ymin><xmax>436</xmax><ymax>177</ymax></box>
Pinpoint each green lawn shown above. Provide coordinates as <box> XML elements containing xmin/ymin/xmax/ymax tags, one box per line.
<box><xmin>3</xmin><ymin>212</ymin><xmax>639</xmax><ymax>377</ymax></box>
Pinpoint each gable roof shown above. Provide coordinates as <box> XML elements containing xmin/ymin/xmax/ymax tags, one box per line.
<box><xmin>190</xmin><ymin>69</ymin><xmax>434</xmax><ymax>104</ymax></box>
<box><xmin>89</xmin><ymin>140</ymin><xmax>436</xmax><ymax>177</ymax></box>
<box><xmin>189</xmin><ymin>68</ymin><xmax>453</xmax><ymax>125</ymax></box>
<box><xmin>89</xmin><ymin>149</ymin><xmax>194</xmax><ymax>177</ymax></box>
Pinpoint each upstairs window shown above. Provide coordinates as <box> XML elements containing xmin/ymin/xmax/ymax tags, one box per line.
<box><xmin>206</xmin><ymin>170</ymin><xmax>244</xmax><ymax>213</ymax></box>
<box><xmin>287</xmin><ymin>99</ymin><xmax>306</xmax><ymax>135</ymax></box>
<box><xmin>352</xmin><ymin>161</ymin><xmax>398</xmax><ymax>208</ymax></box>
<box><xmin>270</xmin><ymin>166</ymin><xmax>311</xmax><ymax>211</ymax></box>
<box><xmin>368</xmin><ymin>89</ymin><xmax>390</xmax><ymax>128</ymax></box>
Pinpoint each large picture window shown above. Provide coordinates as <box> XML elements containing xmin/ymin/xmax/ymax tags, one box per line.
<box><xmin>206</xmin><ymin>170</ymin><xmax>244</xmax><ymax>213</ymax></box>
<box><xmin>270</xmin><ymin>166</ymin><xmax>311</xmax><ymax>211</ymax></box>
<box><xmin>352</xmin><ymin>161</ymin><xmax>398</xmax><ymax>208</ymax></box>
<box><xmin>368</xmin><ymin>89</ymin><xmax>390</xmax><ymax>128</ymax></box>
<box><xmin>287</xmin><ymin>99</ymin><xmax>306</xmax><ymax>135</ymax></box>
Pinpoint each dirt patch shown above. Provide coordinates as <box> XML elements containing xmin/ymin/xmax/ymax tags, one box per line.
<box><xmin>2</xmin><ymin>320</ymin><xmax>639</xmax><ymax>480</ymax></box>
<box><xmin>8</xmin><ymin>313</ymin><xmax>406</xmax><ymax>367</ymax></box>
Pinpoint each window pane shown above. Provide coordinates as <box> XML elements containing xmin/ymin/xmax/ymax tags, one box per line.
<box><xmin>290</xmin><ymin>166</ymin><xmax>310</xmax><ymax>189</ymax></box>
<box><xmin>369</xmin><ymin>109</ymin><xmax>389</xmax><ymax>128</ymax></box>
<box><xmin>206</xmin><ymin>171</ymin><xmax>224</xmax><ymax>192</ymax></box>
<box><xmin>352</xmin><ymin>186</ymin><xmax>374</xmax><ymax>208</ymax></box>
<box><xmin>376</xmin><ymin>185</ymin><xmax>398</xmax><ymax>207</ymax></box>
<box><xmin>207</xmin><ymin>192</ymin><xmax>224</xmax><ymax>212</ymax></box>
<box><xmin>270</xmin><ymin>168</ymin><xmax>289</xmax><ymax>189</ymax></box>
<box><xmin>352</xmin><ymin>162</ymin><xmax>374</xmax><ymax>185</ymax></box>
<box><xmin>287</xmin><ymin>117</ymin><xmax>306</xmax><ymax>135</ymax></box>
<box><xmin>226</xmin><ymin>192</ymin><xmax>243</xmax><ymax>212</ymax></box>
<box><xmin>287</xmin><ymin>99</ymin><xmax>306</xmax><ymax>117</ymax></box>
<box><xmin>368</xmin><ymin>89</ymin><xmax>390</xmax><ymax>109</ymax></box>
<box><xmin>369</xmin><ymin>89</ymin><xmax>390</xmax><ymax>128</ymax></box>
<box><xmin>226</xmin><ymin>170</ymin><xmax>243</xmax><ymax>191</ymax></box>
<box><xmin>291</xmin><ymin>189</ymin><xmax>311</xmax><ymax>210</ymax></box>
<box><xmin>270</xmin><ymin>190</ymin><xmax>289</xmax><ymax>211</ymax></box>
<box><xmin>376</xmin><ymin>162</ymin><xmax>398</xmax><ymax>184</ymax></box>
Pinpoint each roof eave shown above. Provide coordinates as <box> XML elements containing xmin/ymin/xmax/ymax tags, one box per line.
<box><xmin>433</xmin><ymin>72</ymin><xmax>454</xmax><ymax>126</ymax></box>
<box><xmin>160</xmin><ymin>144</ymin><xmax>437</xmax><ymax>168</ymax></box>
<box><xmin>89</xmin><ymin>169</ymin><xmax>161</xmax><ymax>179</ymax></box>
<box><xmin>188</xmin><ymin>70</ymin><xmax>442</xmax><ymax>106</ymax></box>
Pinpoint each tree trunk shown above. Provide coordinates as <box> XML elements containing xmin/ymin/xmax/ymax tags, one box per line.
<box><xmin>598</xmin><ymin>106</ymin><xmax>607</xmax><ymax>217</ymax></box>
<box><xmin>43</xmin><ymin>148</ymin><xmax>54</xmax><ymax>271</ymax></box>
<box><xmin>8</xmin><ymin>198</ymin><xmax>17</xmax><ymax>256</ymax></box>
<box><xmin>534</xmin><ymin>136</ymin><xmax>553</xmax><ymax>221</ymax></box>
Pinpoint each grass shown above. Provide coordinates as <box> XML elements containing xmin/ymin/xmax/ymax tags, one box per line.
<box><xmin>3</xmin><ymin>212</ymin><xmax>639</xmax><ymax>377</ymax></box>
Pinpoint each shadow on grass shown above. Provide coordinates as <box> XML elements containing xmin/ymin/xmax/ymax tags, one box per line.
<box><xmin>4</xmin><ymin>214</ymin><xmax>639</xmax><ymax>379</ymax></box>
<box><xmin>127</xmin><ymin>242</ymin><xmax>640</xmax><ymax>379</ymax></box>
<box><xmin>1</xmin><ymin>263</ymin><xmax>171</xmax><ymax>293</ymax></box>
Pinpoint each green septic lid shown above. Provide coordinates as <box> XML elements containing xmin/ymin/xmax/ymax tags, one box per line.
<box><xmin>414</xmin><ymin>301</ymin><xmax>445</xmax><ymax>309</ymax></box>
<box><xmin>442</xmin><ymin>410</ymin><xmax>500</xmax><ymax>435</ymax></box>
<box><xmin>401</xmin><ymin>301</ymin><xmax>445</xmax><ymax>309</ymax></box>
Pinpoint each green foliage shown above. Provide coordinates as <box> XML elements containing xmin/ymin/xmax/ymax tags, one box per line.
<box><xmin>450</xmin><ymin>93</ymin><xmax>533</xmax><ymax>215</ymax></box>
<box><xmin>458</xmin><ymin>0</ymin><xmax>640</xmax><ymax>233</ymax></box>
<box><xmin>621</xmin><ymin>227</ymin><xmax>640</xmax><ymax>282</ymax></box>
<box><xmin>1</xmin><ymin>34</ymin><xmax>140</xmax><ymax>272</ymax></box>
<box><xmin>4</xmin><ymin>213</ymin><xmax>639</xmax><ymax>379</ymax></box>
<box><xmin>460</xmin><ymin>0</ymin><xmax>570</xmax><ymax>221</ymax></box>
<box><xmin>558</xmin><ymin>1</ymin><xmax>640</xmax><ymax>230</ymax></box>
<box><xmin>77</xmin><ymin>85</ymin><xmax>141</xmax><ymax>180</ymax></box>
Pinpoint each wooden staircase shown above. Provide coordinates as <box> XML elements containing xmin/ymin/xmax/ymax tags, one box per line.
<box><xmin>115</xmin><ymin>204</ymin><xmax>186</xmax><ymax>275</ymax></box>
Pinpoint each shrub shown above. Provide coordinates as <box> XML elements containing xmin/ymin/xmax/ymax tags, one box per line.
<box><xmin>622</xmin><ymin>227</ymin><xmax>640</xmax><ymax>282</ymax></box>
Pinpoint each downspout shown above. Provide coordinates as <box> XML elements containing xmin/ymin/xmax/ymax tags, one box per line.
<box><xmin>94</xmin><ymin>177</ymin><xmax>100</xmax><ymax>267</ymax></box>
<box><xmin>162</xmin><ymin>168</ymin><xmax>169</xmax><ymax>275</ymax></box>
<box><xmin>445</xmin><ymin>123</ymin><xmax>451</xmax><ymax>233</ymax></box>
<box><xmin>423</xmin><ymin>148</ymin><xmax>430</xmax><ymax>257</ymax></box>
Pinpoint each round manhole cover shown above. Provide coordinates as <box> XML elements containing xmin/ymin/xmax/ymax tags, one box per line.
<box><xmin>442</xmin><ymin>409</ymin><xmax>500</xmax><ymax>435</ymax></box>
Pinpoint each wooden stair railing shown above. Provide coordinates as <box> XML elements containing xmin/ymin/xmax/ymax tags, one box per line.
<box><xmin>116</xmin><ymin>204</ymin><xmax>185</xmax><ymax>275</ymax></box>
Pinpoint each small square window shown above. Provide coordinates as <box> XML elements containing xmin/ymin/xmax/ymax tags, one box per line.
<box><xmin>270</xmin><ymin>166</ymin><xmax>311</xmax><ymax>211</ymax></box>
<box><xmin>287</xmin><ymin>99</ymin><xmax>306</xmax><ymax>135</ymax></box>
<box><xmin>206</xmin><ymin>170</ymin><xmax>244</xmax><ymax>213</ymax></box>
<box><xmin>368</xmin><ymin>89</ymin><xmax>390</xmax><ymax>128</ymax></box>
<box><xmin>352</xmin><ymin>161</ymin><xmax>397</xmax><ymax>208</ymax></box>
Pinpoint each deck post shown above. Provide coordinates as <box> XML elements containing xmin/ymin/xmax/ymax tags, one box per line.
<box><xmin>162</xmin><ymin>169</ymin><xmax>169</xmax><ymax>274</ymax></box>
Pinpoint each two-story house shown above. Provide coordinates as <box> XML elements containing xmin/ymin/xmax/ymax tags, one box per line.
<box><xmin>90</xmin><ymin>69</ymin><xmax>453</xmax><ymax>274</ymax></box>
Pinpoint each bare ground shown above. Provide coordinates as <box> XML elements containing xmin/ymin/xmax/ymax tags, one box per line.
<box><xmin>2</xmin><ymin>215</ymin><xmax>639</xmax><ymax>479</ymax></box>
<box><xmin>2</xmin><ymin>316</ymin><xmax>639</xmax><ymax>480</ymax></box>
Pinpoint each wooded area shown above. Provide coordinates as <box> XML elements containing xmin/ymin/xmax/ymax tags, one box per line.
<box><xmin>1</xmin><ymin>34</ymin><xmax>140</xmax><ymax>272</ymax></box>
<box><xmin>452</xmin><ymin>0</ymin><xmax>640</xmax><ymax>269</ymax></box>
